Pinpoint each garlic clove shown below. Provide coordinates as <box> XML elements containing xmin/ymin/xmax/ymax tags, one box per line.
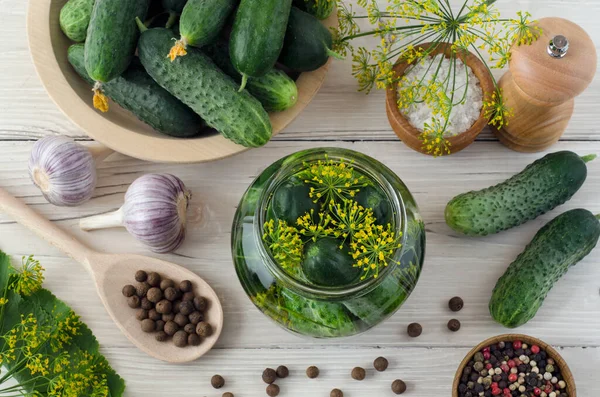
<box><xmin>29</xmin><ymin>136</ymin><xmax>97</xmax><ymax>207</ymax></box>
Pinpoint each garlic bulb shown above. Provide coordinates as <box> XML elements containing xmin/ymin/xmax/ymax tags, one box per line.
<box><xmin>29</xmin><ymin>136</ymin><xmax>97</xmax><ymax>207</ymax></box>
<box><xmin>80</xmin><ymin>174</ymin><xmax>192</xmax><ymax>253</ymax></box>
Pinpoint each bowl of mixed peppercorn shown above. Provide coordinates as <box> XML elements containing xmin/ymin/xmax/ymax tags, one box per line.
<box><xmin>453</xmin><ymin>335</ymin><xmax>575</xmax><ymax>397</ymax></box>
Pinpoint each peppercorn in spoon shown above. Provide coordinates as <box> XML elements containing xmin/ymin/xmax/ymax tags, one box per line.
<box><xmin>0</xmin><ymin>187</ymin><xmax>223</xmax><ymax>363</ymax></box>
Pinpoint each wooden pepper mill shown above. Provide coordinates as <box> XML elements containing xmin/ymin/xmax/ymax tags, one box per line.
<box><xmin>495</xmin><ymin>18</ymin><xmax>597</xmax><ymax>152</ymax></box>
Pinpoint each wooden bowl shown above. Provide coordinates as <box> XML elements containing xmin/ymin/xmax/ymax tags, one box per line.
<box><xmin>385</xmin><ymin>43</ymin><xmax>494</xmax><ymax>156</ymax></box>
<box><xmin>452</xmin><ymin>334</ymin><xmax>576</xmax><ymax>397</ymax></box>
<box><xmin>27</xmin><ymin>1</ymin><xmax>336</xmax><ymax>163</ymax></box>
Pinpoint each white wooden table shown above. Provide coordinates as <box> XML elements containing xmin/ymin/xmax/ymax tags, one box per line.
<box><xmin>1</xmin><ymin>1</ymin><xmax>600</xmax><ymax>396</ymax></box>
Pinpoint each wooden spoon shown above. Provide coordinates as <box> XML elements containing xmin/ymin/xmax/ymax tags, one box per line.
<box><xmin>0</xmin><ymin>187</ymin><xmax>223</xmax><ymax>363</ymax></box>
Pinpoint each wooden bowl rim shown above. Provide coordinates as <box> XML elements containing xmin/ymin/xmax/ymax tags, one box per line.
<box><xmin>452</xmin><ymin>334</ymin><xmax>576</xmax><ymax>397</ymax></box>
<box><xmin>385</xmin><ymin>42</ymin><xmax>495</xmax><ymax>155</ymax></box>
<box><xmin>26</xmin><ymin>0</ymin><xmax>336</xmax><ymax>163</ymax></box>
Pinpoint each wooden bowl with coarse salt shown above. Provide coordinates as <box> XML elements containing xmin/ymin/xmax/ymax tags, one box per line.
<box><xmin>386</xmin><ymin>42</ymin><xmax>495</xmax><ymax>156</ymax></box>
<box><xmin>452</xmin><ymin>334</ymin><xmax>576</xmax><ymax>397</ymax></box>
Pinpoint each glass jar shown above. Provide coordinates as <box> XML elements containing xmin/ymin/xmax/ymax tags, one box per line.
<box><xmin>231</xmin><ymin>148</ymin><xmax>425</xmax><ymax>338</ymax></box>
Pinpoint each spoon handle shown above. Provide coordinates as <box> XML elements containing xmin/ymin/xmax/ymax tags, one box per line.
<box><xmin>0</xmin><ymin>187</ymin><xmax>94</xmax><ymax>271</ymax></box>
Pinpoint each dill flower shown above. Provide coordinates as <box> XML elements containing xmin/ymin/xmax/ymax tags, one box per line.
<box><xmin>420</xmin><ymin>118</ymin><xmax>452</xmax><ymax>157</ymax></box>
<box><xmin>263</xmin><ymin>219</ymin><xmax>303</xmax><ymax>271</ymax></box>
<box><xmin>350</xmin><ymin>223</ymin><xmax>403</xmax><ymax>280</ymax></box>
<box><xmin>296</xmin><ymin>209</ymin><xmax>336</xmax><ymax>242</ymax></box>
<box><xmin>11</xmin><ymin>255</ymin><xmax>45</xmax><ymax>296</ymax></box>
<box><xmin>299</xmin><ymin>157</ymin><xmax>368</xmax><ymax>204</ymax></box>
<box><xmin>328</xmin><ymin>199</ymin><xmax>376</xmax><ymax>245</ymax></box>
<box><xmin>483</xmin><ymin>88</ymin><xmax>513</xmax><ymax>128</ymax></box>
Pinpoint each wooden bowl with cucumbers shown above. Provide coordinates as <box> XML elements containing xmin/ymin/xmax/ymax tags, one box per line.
<box><xmin>27</xmin><ymin>0</ymin><xmax>337</xmax><ymax>163</ymax></box>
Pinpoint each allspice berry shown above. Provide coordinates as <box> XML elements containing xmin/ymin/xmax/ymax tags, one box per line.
<box><xmin>330</xmin><ymin>389</ymin><xmax>343</xmax><ymax>397</ymax></box>
<box><xmin>173</xmin><ymin>330</ymin><xmax>188</xmax><ymax>347</ymax></box>
<box><xmin>196</xmin><ymin>322</ymin><xmax>213</xmax><ymax>337</ymax></box>
<box><xmin>182</xmin><ymin>291</ymin><xmax>195</xmax><ymax>302</ymax></box>
<box><xmin>180</xmin><ymin>280</ymin><xmax>193</xmax><ymax>292</ymax></box>
<box><xmin>194</xmin><ymin>296</ymin><xmax>208</xmax><ymax>311</ymax></box>
<box><xmin>136</xmin><ymin>282</ymin><xmax>151</xmax><ymax>297</ymax></box>
<box><xmin>188</xmin><ymin>333</ymin><xmax>201</xmax><ymax>346</ymax></box>
<box><xmin>147</xmin><ymin>272</ymin><xmax>161</xmax><ymax>287</ymax></box>
<box><xmin>184</xmin><ymin>323</ymin><xmax>195</xmax><ymax>334</ymax></box>
<box><xmin>448</xmin><ymin>319</ymin><xmax>461</xmax><ymax>332</ymax></box>
<box><xmin>135</xmin><ymin>270</ymin><xmax>147</xmax><ymax>282</ymax></box>
<box><xmin>407</xmin><ymin>322</ymin><xmax>422</xmax><ymax>337</ymax></box>
<box><xmin>179</xmin><ymin>301</ymin><xmax>194</xmax><ymax>316</ymax></box>
<box><xmin>155</xmin><ymin>320</ymin><xmax>165</xmax><ymax>332</ymax></box>
<box><xmin>156</xmin><ymin>300</ymin><xmax>173</xmax><ymax>314</ymax></box>
<box><xmin>189</xmin><ymin>311</ymin><xmax>204</xmax><ymax>325</ymax></box>
<box><xmin>306</xmin><ymin>366</ymin><xmax>319</xmax><ymax>379</ymax></box>
<box><xmin>140</xmin><ymin>297</ymin><xmax>153</xmax><ymax>310</ymax></box>
<box><xmin>262</xmin><ymin>368</ymin><xmax>277</xmax><ymax>384</ymax></box>
<box><xmin>173</xmin><ymin>300</ymin><xmax>182</xmax><ymax>313</ymax></box>
<box><xmin>392</xmin><ymin>379</ymin><xmax>407</xmax><ymax>394</ymax></box>
<box><xmin>374</xmin><ymin>357</ymin><xmax>389</xmax><ymax>372</ymax></box>
<box><xmin>136</xmin><ymin>309</ymin><xmax>149</xmax><ymax>321</ymax></box>
<box><xmin>122</xmin><ymin>285</ymin><xmax>136</xmax><ymax>297</ymax></box>
<box><xmin>155</xmin><ymin>331</ymin><xmax>168</xmax><ymax>342</ymax></box>
<box><xmin>127</xmin><ymin>295</ymin><xmax>140</xmax><ymax>309</ymax></box>
<box><xmin>449</xmin><ymin>296</ymin><xmax>464</xmax><ymax>312</ymax></box>
<box><xmin>148</xmin><ymin>309</ymin><xmax>161</xmax><ymax>321</ymax></box>
<box><xmin>174</xmin><ymin>313</ymin><xmax>189</xmax><ymax>327</ymax></box>
<box><xmin>222</xmin><ymin>393</ymin><xmax>234</xmax><ymax>397</ymax></box>
<box><xmin>164</xmin><ymin>287</ymin><xmax>179</xmax><ymax>301</ymax></box>
<box><xmin>147</xmin><ymin>287</ymin><xmax>163</xmax><ymax>303</ymax></box>
<box><xmin>266</xmin><ymin>384</ymin><xmax>280</xmax><ymax>397</ymax></box>
<box><xmin>351</xmin><ymin>367</ymin><xmax>366</xmax><ymax>380</ymax></box>
<box><xmin>141</xmin><ymin>319</ymin><xmax>155</xmax><ymax>333</ymax></box>
<box><xmin>164</xmin><ymin>321</ymin><xmax>179</xmax><ymax>336</ymax></box>
<box><xmin>160</xmin><ymin>279</ymin><xmax>175</xmax><ymax>290</ymax></box>
<box><xmin>211</xmin><ymin>375</ymin><xmax>225</xmax><ymax>389</ymax></box>
<box><xmin>162</xmin><ymin>313</ymin><xmax>175</xmax><ymax>322</ymax></box>
<box><xmin>276</xmin><ymin>365</ymin><xmax>289</xmax><ymax>379</ymax></box>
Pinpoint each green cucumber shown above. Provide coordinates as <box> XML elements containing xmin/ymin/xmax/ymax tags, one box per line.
<box><xmin>203</xmin><ymin>41</ymin><xmax>299</xmax><ymax>112</ymax></box>
<box><xmin>355</xmin><ymin>186</ymin><xmax>392</xmax><ymax>225</ymax></box>
<box><xmin>270</xmin><ymin>180</ymin><xmax>318</xmax><ymax>225</ymax></box>
<box><xmin>168</xmin><ymin>0</ymin><xmax>236</xmax><ymax>60</ymax></box>
<box><xmin>137</xmin><ymin>26</ymin><xmax>272</xmax><ymax>147</ymax></box>
<box><xmin>490</xmin><ymin>209</ymin><xmax>600</xmax><ymax>328</ymax></box>
<box><xmin>162</xmin><ymin>0</ymin><xmax>187</xmax><ymax>14</ymax></box>
<box><xmin>59</xmin><ymin>0</ymin><xmax>95</xmax><ymax>42</ymax></box>
<box><xmin>279</xmin><ymin>7</ymin><xmax>338</xmax><ymax>72</ymax></box>
<box><xmin>302</xmin><ymin>238</ymin><xmax>361</xmax><ymax>287</ymax></box>
<box><xmin>68</xmin><ymin>44</ymin><xmax>204</xmax><ymax>138</ymax></box>
<box><xmin>85</xmin><ymin>0</ymin><xmax>150</xmax><ymax>83</ymax></box>
<box><xmin>230</xmin><ymin>0</ymin><xmax>293</xmax><ymax>90</ymax></box>
<box><xmin>293</xmin><ymin>0</ymin><xmax>335</xmax><ymax>20</ymax></box>
<box><xmin>445</xmin><ymin>151</ymin><xmax>596</xmax><ymax>236</ymax></box>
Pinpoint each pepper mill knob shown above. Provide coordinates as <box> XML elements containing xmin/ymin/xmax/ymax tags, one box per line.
<box><xmin>495</xmin><ymin>17</ymin><xmax>597</xmax><ymax>152</ymax></box>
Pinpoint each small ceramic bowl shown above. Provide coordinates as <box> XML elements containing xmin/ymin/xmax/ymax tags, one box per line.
<box><xmin>385</xmin><ymin>42</ymin><xmax>494</xmax><ymax>156</ymax></box>
<box><xmin>453</xmin><ymin>334</ymin><xmax>576</xmax><ymax>397</ymax></box>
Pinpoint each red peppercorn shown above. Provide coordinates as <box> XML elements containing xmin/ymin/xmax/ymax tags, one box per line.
<box><xmin>483</xmin><ymin>351</ymin><xmax>491</xmax><ymax>360</ymax></box>
<box><xmin>513</xmin><ymin>358</ymin><xmax>522</xmax><ymax>366</ymax></box>
<box><xmin>533</xmin><ymin>388</ymin><xmax>541</xmax><ymax>396</ymax></box>
<box><xmin>503</xmin><ymin>388</ymin><xmax>511</xmax><ymax>395</ymax></box>
<box><xmin>545</xmin><ymin>386</ymin><xmax>553</xmax><ymax>394</ymax></box>
<box><xmin>483</xmin><ymin>346</ymin><xmax>490</xmax><ymax>353</ymax></box>
<box><xmin>513</xmin><ymin>340</ymin><xmax>523</xmax><ymax>350</ymax></box>
<box><xmin>486</xmin><ymin>363</ymin><xmax>493</xmax><ymax>370</ymax></box>
<box><xmin>508</xmin><ymin>374</ymin><xmax>518</xmax><ymax>383</ymax></box>
<box><xmin>507</xmin><ymin>360</ymin><xmax>516</xmax><ymax>368</ymax></box>
<box><xmin>492</xmin><ymin>387</ymin><xmax>502</xmax><ymax>396</ymax></box>
<box><xmin>531</xmin><ymin>345</ymin><xmax>540</xmax><ymax>354</ymax></box>
<box><xmin>500</xmin><ymin>364</ymin><xmax>510</xmax><ymax>373</ymax></box>
<box><xmin>491</xmin><ymin>383</ymin><xmax>498</xmax><ymax>389</ymax></box>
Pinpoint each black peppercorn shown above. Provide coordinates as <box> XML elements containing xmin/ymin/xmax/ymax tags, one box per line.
<box><xmin>179</xmin><ymin>301</ymin><xmax>194</xmax><ymax>316</ymax></box>
<box><xmin>164</xmin><ymin>321</ymin><xmax>179</xmax><ymax>336</ymax></box>
<box><xmin>449</xmin><ymin>296</ymin><xmax>464</xmax><ymax>312</ymax></box>
<box><xmin>147</xmin><ymin>287</ymin><xmax>163</xmax><ymax>303</ymax></box>
<box><xmin>136</xmin><ymin>309</ymin><xmax>148</xmax><ymax>321</ymax></box>
<box><xmin>306</xmin><ymin>366</ymin><xmax>319</xmax><ymax>379</ymax></box>
<box><xmin>135</xmin><ymin>270</ymin><xmax>147</xmax><ymax>282</ymax></box>
<box><xmin>189</xmin><ymin>311</ymin><xmax>203</xmax><ymax>325</ymax></box>
<box><xmin>147</xmin><ymin>272</ymin><xmax>161</xmax><ymax>287</ymax></box>
<box><xmin>155</xmin><ymin>320</ymin><xmax>165</xmax><ymax>332</ymax></box>
<box><xmin>155</xmin><ymin>300</ymin><xmax>172</xmax><ymax>314</ymax></box>
<box><xmin>267</xmin><ymin>384</ymin><xmax>280</xmax><ymax>397</ymax></box>
<box><xmin>122</xmin><ymin>285</ymin><xmax>136</xmax><ymax>297</ymax></box>
<box><xmin>173</xmin><ymin>330</ymin><xmax>188</xmax><ymax>347</ymax></box>
<box><xmin>263</xmin><ymin>368</ymin><xmax>277</xmax><ymax>384</ymax></box>
<box><xmin>330</xmin><ymin>389</ymin><xmax>342</xmax><ymax>397</ymax></box>
<box><xmin>148</xmin><ymin>309</ymin><xmax>161</xmax><ymax>321</ymax></box>
<box><xmin>196</xmin><ymin>322</ymin><xmax>213</xmax><ymax>337</ymax></box>
<box><xmin>164</xmin><ymin>287</ymin><xmax>179</xmax><ymax>301</ymax></box>
<box><xmin>174</xmin><ymin>313</ymin><xmax>189</xmax><ymax>327</ymax></box>
<box><xmin>276</xmin><ymin>365</ymin><xmax>289</xmax><ymax>379</ymax></box>
<box><xmin>194</xmin><ymin>296</ymin><xmax>208</xmax><ymax>311</ymax></box>
<box><xmin>179</xmin><ymin>280</ymin><xmax>192</xmax><ymax>292</ymax></box>
<box><xmin>407</xmin><ymin>323</ymin><xmax>422</xmax><ymax>337</ymax></box>
<box><xmin>211</xmin><ymin>375</ymin><xmax>225</xmax><ymax>389</ymax></box>
<box><xmin>374</xmin><ymin>356</ymin><xmax>389</xmax><ymax>372</ymax></box>
<box><xmin>155</xmin><ymin>331</ymin><xmax>168</xmax><ymax>342</ymax></box>
<box><xmin>127</xmin><ymin>295</ymin><xmax>140</xmax><ymax>308</ymax></box>
<box><xmin>182</xmin><ymin>291</ymin><xmax>195</xmax><ymax>302</ymax></box>
<box><xmin>140</xmin><ymin>319</ymin><xmax>155</xmax><ymax>333</ymax></box>
<box><xmin>351</xmin><ymin>367</ymin><xmax>366</xmax><ymax>380</ymax></box>
<box><xmin>188</xmin><ymin>333</ymin><xmax>201</xmax><ymax>346</ymax></box>
<box><xmin>160</xmin><ymin>279</ymin><xmax>175</xmax><ymax>290</ymax></box>
<box><xmin>392</xmin><ymin>380</ymin><xmax>407</xmax><ymax>394</ymax></box>
<box><xmin>136</xmin><ymin>282</ymin><xmax>151</xmax><ymax>297</ymax></box>
<box><xmin>448</xmin><ymin>319</ymin><xmax>461</xmax><ymax>332</ymax></box>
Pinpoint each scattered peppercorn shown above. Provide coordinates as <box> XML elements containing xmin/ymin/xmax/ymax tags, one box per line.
<box><xmin>147</xmin><ymin>272</ymin><xmax>161</xmax><ymax>287</ymax></box>
<box><xmin>188</xmin><ymin>333</ymin><xmax>201</xmax><ymax>346</ymax></box>
<box><xmin>127</xmin><ymin>295</ymin><xmax>140</xmax><ymax>308</ymax></box>
<box><xmin>136</xmin><ymin>309</ymin><xmax>148</xmax><ymax>321</ymax></box>
<box><xmin>122</xmin><ymin>285</ymin><xmax>136</xmax><ymax>297</ymax></box>
<box><xmin>449</xmin><ymin>296</ymin><xmax>464</xmax><ymax>312</ymax></box>
<box><xmin>141</xmin><ymin>319</ymin><xmax>155</xmax><ymax>333</ymax></box>
<box><xmin>212</xmin><ymin>375</ymin><xmax>225</xmax><ymax>389</ymax></box>
<box><xmin>306</xmin><ymin>366</ymin><xmax>319</xmax><ymax>379</ymax></box>
<box><xmin>194</xmin><ymin>296</ymin><xmax>208</xmax><ymax>311</ymax></box>
<box><xmin>392</xmin><ymin>379</ymin><xmax>407</xmax><ymax>394</ymax></box>
<box><xmin>330</xmin><ymin>389</ymin><xmax>343</xmax><ymax>397</ymax></box>
<box><xmin>448</xmin><ymin>319</ymin><xmax>461</xmax><ymax>332</ymax></box>
<box><xmin>276</xmin><ymin>365</ymin><xmax>289</xmax><ymax>379</ymax></box>
<box><xmin>222</xmin><ymin>393</ymin><xmax>234</xmax><ymax>397</ymax></box>
<box><xmin>196</xmin><ymin>322</ymin><xmax>213</xmax><ymax>337</ymax></box>
<box><xmin>263</xmin><ymin>368</ymin><xmax>277</xmax><ymax>384</ymax></box>
<box><xmin>160</xmin><ymin>278</ymin><xmax>175</xmax><ymax>290</ymax></box>
<box><xmin>173</xmin><ymin>330</ymin><xmax>188</xmax><ymax>347</ymax></box>
<box><xmin>374</xmin><ymin>357</ymin><xmax>389</xmax><ymax>372</ymax></box>
<box><xmin>407</xmin><ymin>323</ymin><xmax>422</xmax><ymax>337</ymax></box>
<box><xmin>351</xmin><ymin>367</ymin><xmax>366</xmax><ymax>380</ymax></box>
<box><xmin>147</xmin><ymin>287</ymin><xmax>163</xmax><ymax>303</ymax></box>
<box><xmin>155</xmin><ymin>331</ymin><xmax>168</xmax><ymax>342</ymax></box>
<box><xmin>135</xmin><ymin>270</ymin><xmax>147</xmax><ymax>282</ymax></box>
<box><xmin>266</xmin><ymin>384</ymin><xmax>280</xmax><ymax>397</ymax></box>
<box><xmin>180</xmin><ymin>280</ymin><xmax>192</xmax><ymax>292</ymax></box>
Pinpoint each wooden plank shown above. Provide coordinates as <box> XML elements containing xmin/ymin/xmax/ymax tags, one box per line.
<box><xmin>0</xmin><ymin>140</ymin><xmax>599</xmax><ymax>349</ymax></box>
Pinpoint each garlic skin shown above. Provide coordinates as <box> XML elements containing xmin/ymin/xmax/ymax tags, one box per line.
<box><xmin>29</xmin><ymin>136</ymin><xmax>97</xmax><ymax>206</ymax></box>
<box><xmin>80</xmin><ymin>174</ymin><xmax>192</xmax><ymax>254</ymax></box>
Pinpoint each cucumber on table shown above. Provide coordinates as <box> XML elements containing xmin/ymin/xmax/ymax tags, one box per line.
<box><xmin>445</xmin><ymin>151</ymin><xmax>596</xmax><ymax>236</ymax></box>
<box><xmin>203</xmin><ymin>41</ymin><xmax>299</xmax><ymax>112</ymax></box>
<box><xmin>59</xmin><ymin>0</ymin><xmax>95</xmax><ymax>42</ymax></box>
<box><xmin>68</xmin><ymin>44</ymin><xmax>204</xmax><ymax>138</ymax></box>
<box><xmin>489</xmin><ymin>209</ymin><xmax>600</xmax><ymax>328</ymax></box>
<box><xmin>137</xmin><ymin>25</ymin><xmax>272</xmax><ymax>147</ymax></box>
<box><xmin>230</xmin><ymin>0</ymin><xmax>293</xmax><ymax>90</ymax></box>
<box><xmin>84</xmin><ymin>0</ymin><xmax>150</xmax><ymax>112</ymax></box>
<box><xmin>279</xmin><ymin>7</ymin><xmax>339</xmax><ymax>72</ymax></box>
<box><xmin>168</xmin><ymin>0</ymin><xmax>236</xmax><ymax>60</ymax></box>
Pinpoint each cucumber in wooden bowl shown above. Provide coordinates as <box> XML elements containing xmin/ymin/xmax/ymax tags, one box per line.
<box><xmin>68</xmin><ymin>44</ymin><xmax>205</xmax><ymax>138</ymax></box>
<box><xmin>59</xmin><ymin>0</ymin><xmax>95</xmax><ymax>43</ymax></box>
<box><xmin>445</xmin><ymin>151</ymin><xmax>596</xmax><ymax>236</ymax></box>
<box><xmin>137</xmin><ymin>24</ymin><xmax>272</xmax><ymax>147</ymax></box>
<box><xmin>230</xmin><ymin>0</ymin><xmax>293</xmax><ymax>90</ymax></box>
<box><xmin>490</xmin><ymin>208</ymin><xmax>600</xmax><ymax>328</ymax></box>
<box><xmin>85</xmin><ymin>0</ymin><xmax>150</xmax><ymax>112</ymax></box>
<box><xmin>293</xmin><ymin>0</ymin><xmax>335</xmax><ymax>20</ymax></box>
